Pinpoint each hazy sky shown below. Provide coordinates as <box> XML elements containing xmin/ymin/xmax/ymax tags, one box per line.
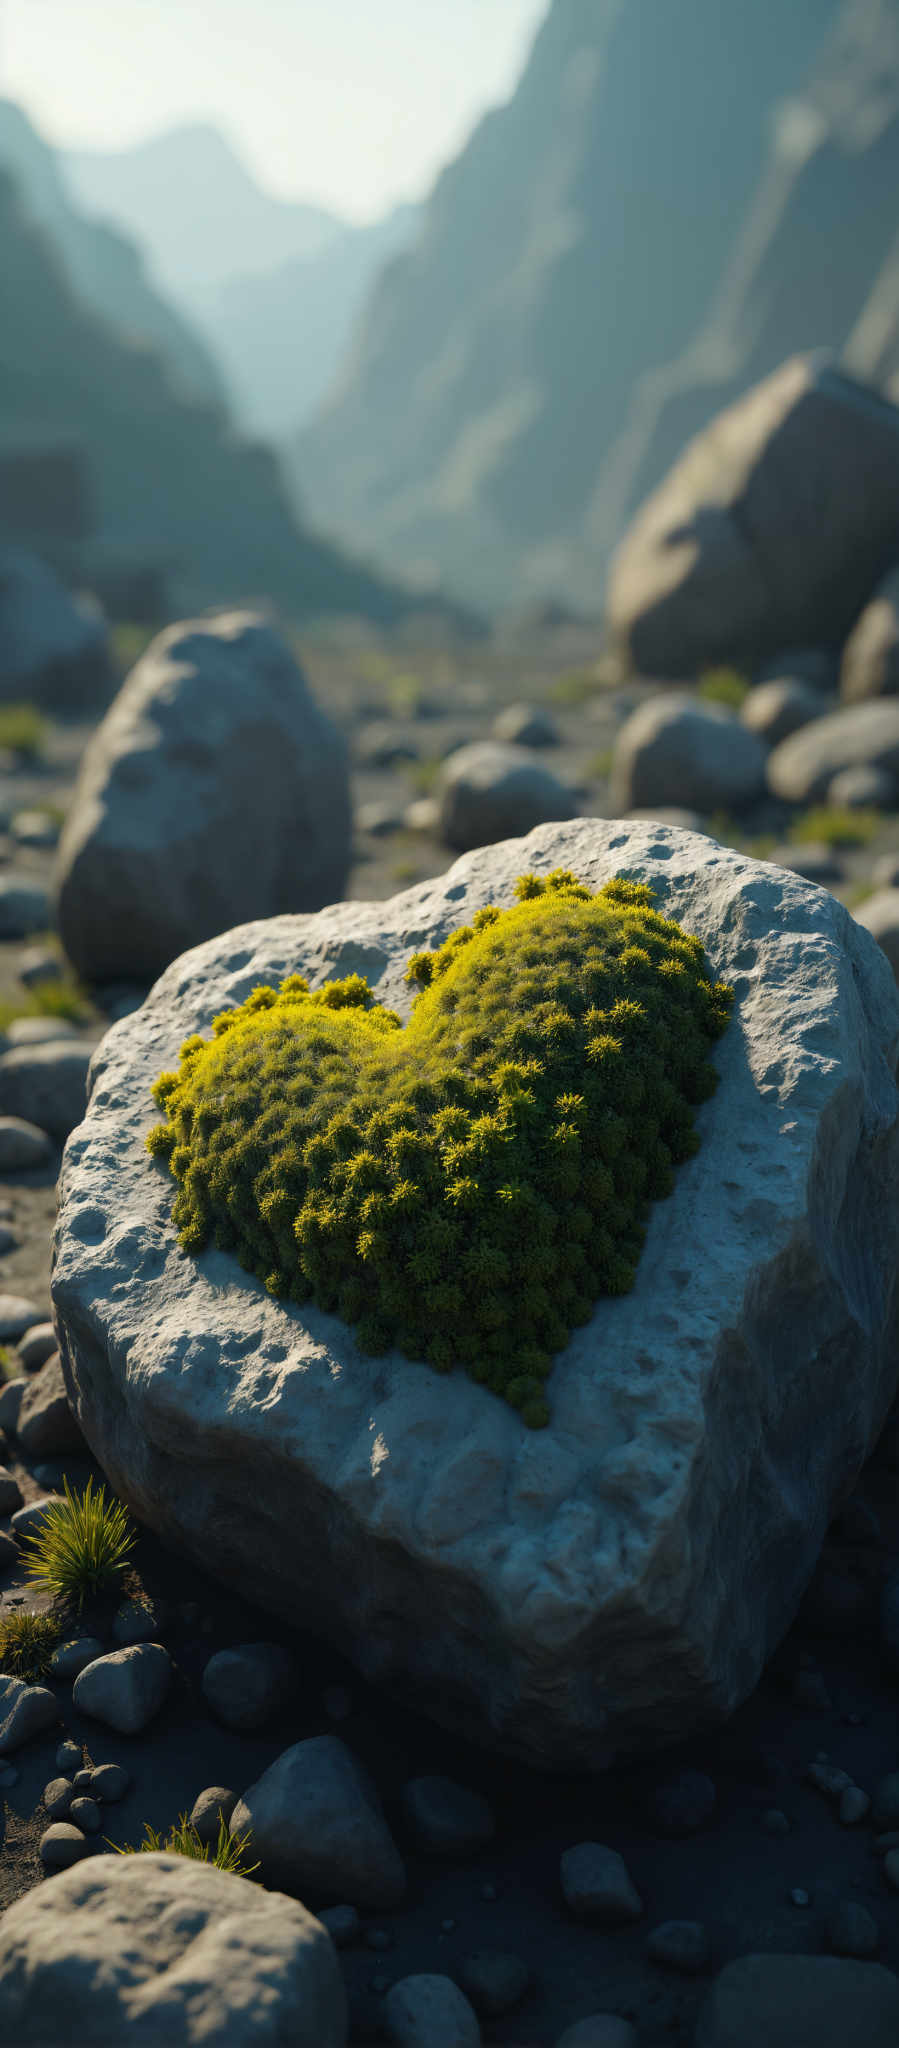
<box><xmin>4</xmin><ymin>0</ymin><xmax>548</xmax><ymax>220</ymax></box>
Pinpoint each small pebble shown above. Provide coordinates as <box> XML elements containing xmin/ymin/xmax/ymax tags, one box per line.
<box><xmin>55</xmin><ymin>1740</ymin><xmax>83</xmax><ymax>1774</ymax></box>
<box><xmin>364</xmin><ymin>1927</ymin><xmax>394</xmax><ymax>1952</ymax></box>
<box><xmin>42</xmin><ymin>1777</ymin><xmax>75</xmax><ymax>1820</ymax></box>
<box><xmin>318</xmin><ymin>1904</ymin><xmax>360</xmax><ymax>1948</ymax></box>
<box><xmin>39</xmin><ymin>1823</ymin><xmax>92</xmax><ymax>1868</ymax></box>
<box><xmin>789</xmin><ymin>1887</ymin><xmax>810</xmax><ymax>1907</ymax></box>
<box><xmin>456</xmin><ymin>1949</ymin><xmax>530</xmax><ymax>2019</ymax></box>
<box><xmin>645</xmin><ymin>1920</ymin><xmax>711</xmax><ymax>1973</ymax></box>
<box><xmin>763</xmin><ymin>1809</ymin><xmax>791</xmax><ymax>1836</ymax></box>
<box><xmin>0</xmin><ymin>1294</ymin><xmax>42</xmax><ymax>1341</ymax></box>
<box><xmin>0</xmin><ymin>1116</ymin><xmax>53</xmax><ymax>1172</ymax></box>
<box><xmin>69</xmin><ymin>1796</ymin><xmax>102</xmax><ymax>1834</ymax></box>
<box><xmin>86</xmin><ymin>1763</ymin><xmax>131</xmax><ymax>1804</ymax></box>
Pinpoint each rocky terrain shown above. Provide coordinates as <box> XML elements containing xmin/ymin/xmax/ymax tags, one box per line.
<box><xmin>3</xmin><ymin>590</ymin><xmax>899</xmax><ymax>2043</ymax></box>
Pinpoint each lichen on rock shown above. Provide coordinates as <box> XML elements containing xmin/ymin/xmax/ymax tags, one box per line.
<box><xmin>146</xmin><ymin>867</ymin><xmax>733</xmax><ymax>1425</ymax></box>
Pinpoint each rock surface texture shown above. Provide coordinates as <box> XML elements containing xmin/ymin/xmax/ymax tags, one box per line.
<box><xmin>0</xmin><ymin>1851</ymin><xmax>347</xmax><ymax>2046</ymax></box>
<box><xmin>606</xmin><ymin>355</ymin><xmax>899</xmax><ymax>678</ymax></box>
<box><xmin>50</xmin><ymin>818</ymin><xmax>899</xmax><ymax>1771</ymax></box>
<box><xmin>53</xmin><ymin>610</ymin><xmax>352</xmax><ymax>985</ymax></box>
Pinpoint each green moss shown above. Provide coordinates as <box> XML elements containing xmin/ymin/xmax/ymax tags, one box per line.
<box><xmin>791</xmin><ymin>805</ymin><xmax>883</xmax><ymax>849</ymax></box>
<box><xmin>697</xmin><ymin>667</ymin><xmax>750</xmax><ymax>709</ymax></box>
<box><xmin>147</xmin><ymin>870</ymin><xmax>732</xmax><ymax>1427</ymax></box>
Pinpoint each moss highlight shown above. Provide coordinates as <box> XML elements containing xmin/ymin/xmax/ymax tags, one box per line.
<box><xmin>147</xmin><ymin>869</ymin><xmax>732</xmax><ymax>1426</ymax></box>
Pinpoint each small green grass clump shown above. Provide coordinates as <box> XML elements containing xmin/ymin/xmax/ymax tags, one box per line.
<box><xmin>107</xmin><ymin>1812</ymin><xmax>260</xmax><ymax>1876</ymax></box>
<box><xmin>147</xmin><ymin>870</ymin><xmax>732</xmax><ymax>1428</ymax></box>
<box><xmin>697</xmin><ymin>666</ymin><xmax>750</xmax><ymax>709</ymax></box>
<box><xmin>0</xmin><ymin>1608</ymin><xmax>61</xmax><ymax>1682</ymax></box>
<box><xmin>17</xmin><ymin>1475</ymin><xmax>137</xmax><ymax>1613</ymax></box>
<box><xmin>0</xmin><ymin>703</ymin><xmax>47</xmax><ymax>759</ymax></box>
<box><xmin>791</xmin><ymin>805</ymin><xmax>883</xmax><ymax>849</ymax></box>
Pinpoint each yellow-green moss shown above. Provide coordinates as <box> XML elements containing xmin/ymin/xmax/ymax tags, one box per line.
<box><xmin>147</xmin><ymin>870</ymin><xmax>733</xmax><ymax>1427</ymax></box>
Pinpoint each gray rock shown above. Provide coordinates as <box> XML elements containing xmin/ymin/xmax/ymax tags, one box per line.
<box><xmin>189</xmin><ymin>1784</ymin><xmax>238</xmax><ymax>1847</ymax></box>
<box><xmin>609</xmin><ymin>695</ymin><xmax>766</xmax><ymax>814</ymax></box>
<box><xmin>455</xmin><ymin>1950</ymin><xmax>530</xmax><ymax>2018</ymax></box>
<box><xmin>0</xmin><ymin>1466</ymin><xmax>23</xmax><ymax>1515</ymax></box>
<box><xmin>555</xmin><ymin>2020</ymin><xmax>638</xmax><ymax>2048</ymax></box>
<box><xmin>48</xmin><ymin>1637</ymin><xmax>105</xmax><ymax>1680</ymax></box>
<box><xmin>17</xmin><ymin>946</ymin><xmax>63</xmax><ymax>989</ymax></box>
<box><xmin>0</xmin><ymin>1294</ymin><xmax>41</xmax><ymax>1341</ymax></box>
<box><xmin>68</xmin><ymin>1796</ymin><xmax>101</xmax><ymax>1834</ymax></box>
<box><xmin>645</xmin><ymin>1919</ymin><xmax>711</xmax><ymax>1972</ymax></box>
<box><xmin>16</xmin><ymin>1353</ymin><xmax>85</xmax><ymax>1458</ymax></box>
<box><xmin>49</xmin><ymin>818</ymin><xmax>899</xmax><ymax>1771</ymax></box>
<box><xmin>10</xmin><ymin>1495</ymin><xmax>64</xmax><ymax>1539</ymax></box>
<box><xmin>853</xmin><ymin>889</ymin><xmax>899</xmax><ymax>984</ymax></box>
<box><xmin>229</xmin><ymin>1734</ymin><xmax>406</xmax><ymax>1909</ymax></box>
<box><xmin>6</xmin><ymin>1017</ymin><xmax>79</xmax><ymax>1047</ymax></box>
<box><xmin>0</xmin><ymin>1116</ymin><xmax>53</xmax><ymax>1171</ymax></box>
<box><xmin>754</xmin><ymin>649</ymin><xmax>840</xmax><ymax>694</ymax></box>
<box><xmin>871</xmin><ymin>852</ymin><xmax>899</xmax><ymax>890</ymax></box>
<box><xmin>691</xmin><ymin>1953</ymin><xmax>899</xmax><ymax>2048</ymax></box>
<box><xmin>84</xmin><ymin>1762</ymin><xmax>130</xmax><ymax>1803</ymax></box>
<box><xmin>42</xmin><ymin>1776</ymin><xmax>75</xmax><ymax>1819</ymax></box>
<box><xmin>0</xmin><ymin>546</ymin><xmax>110</xmax><ymax>709</ymax></box>
<box><xmin>401</xmin><ymin>1776</ymin><xmax>495</xmax><ymax>1857</ymax></box>
<box><xmin>17</xmin><ymin>1324</ymin><xmax>59</xmax><ymax>1371</ymax></box>
<box><xmin>55</xmin><ymin>1740</ymin><xmax>83</xmax><ymax>1773</ymax></box>
<box><xmin>0</xmin><ymin>1850</ymin><xmax>346</xmax><ymax>2045</ymax></box>
<box><xmin>491</xmin><ymin>703</ymin><xmax>560</xmax><ymax>747</ymax></box>
<box><xmin>739</xmin><ymin>677</ymin><xmax>829</xmax><ymax>747</ymax></box>
<box><xmin>10</xmin><ymin>810</ymin><xmax>61</xmax><ymax>850</ymax></box>
<box><xmin>53</xmin><ymin>611</ymin><xmax>352</xmax><ymax>985</ymax></box>
<box><xmin>438</xmin><ymin>742</ymin><xmax>577</xmax><ymax>852</ymax></box>
<box><xmin>0</xmin><ymin>1675</ymin><xmax>59</xmax><ymax>1753</ymax></box>
<box><xmin>0</xmin><ymin>1042</ymin><xmax>92</xmax><ymax>1143</ymax></box>
<box><xmin>38</xmin><ymin>1822</ymin><xmax>92</xmax><ymax>1868</ymax></box>
<box><xmin>828</xmin><ymin>763</ymin><xmax>897</xmax><ymax>810</ymax></box>
<box><xmin>317</xmin><ymin>1903</ymin><xmax>360</xmax><ymax>1947</ymax></box>
<box><xmin>404</xmin><ymin>797</ymin><xmax>440</xmax><ymax>834</ymax></box>
<box><xmin>765</xmin><ymin>843</ymin><xmax>845</xmax><ymax>885</ymax></box>
<box><xmin>841</xmin><ymin>567</ymin><xmax>899</xmax><ymax>702</ymax></box>
<box><xmin>384</xmin><ymin>1974</ymin><xmax>482</xmax><ymax>2047</ymax></box>
<box><xmin>72</xmin><ymin>1643</ymin><xmax>172</xmax><ymax>1733</ymax></box>
<box><xmin>767</xmin><ymin>699</ymin><xmax>899</xmax><ymax>805</ymax></box>
<box><xmin>201</xmin><ymin>1642</ymin><xmax>297</xmax><ymax>1731</ymax></box>
<box><xmin>0</xmin><ymin>877</ymin><xmax>52</xmax><ymax>940</ymax></box>
<box><xmin>559</xmin><ymin>1844</ymin><xmax>643</xmax><ymax>1924</ymax></box>
<box><xmin>607</xmin><ymin>356</ymin><xmax>899</xmax><ymax>678</ymax></box>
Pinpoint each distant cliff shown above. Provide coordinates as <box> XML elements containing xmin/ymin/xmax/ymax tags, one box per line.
<box><xmin>0</xmin><ymin>100</ymin><xmax>226</xmax><ymax>410</ymax></box>
<box><xmin>292</xmin><ymin>0</ymin><xmax>872</xmax><ymax>614</ymax></box>
<box><xmin>0</xmin><ymin>162</ymin><xmax>475</xmax><ymax>628</ymax></box>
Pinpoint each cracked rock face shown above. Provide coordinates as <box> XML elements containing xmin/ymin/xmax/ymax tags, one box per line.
<box><xmin>50</xmin><ymin>819</ymin><xmax>899</xmax><ymax>1771</ymax></box>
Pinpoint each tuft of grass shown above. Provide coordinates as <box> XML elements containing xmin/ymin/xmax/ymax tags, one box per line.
<box><xmin>0</xmin><ymin>1608</ymin><xmax>62</xmax><ymax>1682</ymax></box>
<box><xmin>0</xmin><ymin>704</ymin><xmax>47</xmax><ymax>759</ymax></box>
<box><xmin>386</xmin><ymin>672</ymin><xmax>422</xmax><ymax>719</ymax></box>
<box><xmin>107</xmin><ymin>1812</ymin><xmax>260</xmax><ymax>1876</ymax></box>
<box><xmin>791</xmin><ymin>805</ymin><xmax>883</xmax><ymax>849</ymax></box>
<box><xmin>0</xmin><ymin>975</ymin><xmax>91</xmax><ymax>1035</ymax></box>
<box><xmin>587</xmin><ymin>748</ymin><xmax>614</xmax><ymax>781</ymax></box>
<box><xmin>546</xmin><ymin>667</ymin><xmax>603</xmax><ymax>708</ymax></box>
<box><xmin>17</xmin><ymin>1474</ymin><xmax>137</xmax><ymax>1614</ymax></box>
<box><xmin>697</xmin><ymin>667</ymin><xmax>750</xmax><ymax>710</ymax></box>
<box><xmin>0</xmin><ymin>1343</ymin><xmax>15</xmax><ymax>1380</ymax></box>
<box><xmin>403</xmin><ymin>755</ymin><xmax>442</xmax><ymax>797</ymax></box>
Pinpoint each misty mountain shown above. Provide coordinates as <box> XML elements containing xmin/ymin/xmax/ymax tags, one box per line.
<box><xmin>0</xmin><ymin>100</ymin><xmax>225</xmax><ymax>409</ymax></box>
<box><xmin>292</xmin><ymin>0</ymin><xmax>855</xmax><ymax>613</ymax></box>
<box><xmin>212</xmin><ymin>203</ymin><xmax>423</xmax><ymax>438</ymax></box>
<box><xmin>63</xmin><ymin>122</ymin><xmax>344</xmax><ymax>307</ymax></box>
<box><xmin>0</xmin><ymin>159</ymin><xmax>471</xmax><ymax>629</ymax></box>
<box><xmin>63</xmin><ymin>122</ymin><xmax>423</xmax><ymax>441</ymax></box>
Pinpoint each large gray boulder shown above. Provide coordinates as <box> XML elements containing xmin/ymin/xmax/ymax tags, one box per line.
<box><xmin>0</xmin><ymin>546</ymin><xmax>110</xmax><ymax>710</ymax></box>
<box><xmin>53</xmin><ymin>611</ymin><xmax>352</xmax><ymax>984</ymax></box>
<box><xmin>606</xmin><ymin>356</ymin><xmax>899</xmax><ymax>679</ymax></box>
<box><xmin>609</xmin><ymin>695</ymin><xmax>766</xmax><ymax>815</ymax></box>
<box><xmin>49</xmin><ymin>818</ymin><xmax>899</xmax><ymax>1771</ymax></box>
<box><xmin>0</xmin><ymin>1851</ymin><xmax>347</xmax><ymax>2046</ymax></box>
<box><xmin>766</xmin><ymin>699</ymin><xmax>899</xmax><ymax>805</ymax></box>
<box><xmin>840</xmin><ymin>566</ymin><xmax>899</xmax><ymax>702</ymax></box>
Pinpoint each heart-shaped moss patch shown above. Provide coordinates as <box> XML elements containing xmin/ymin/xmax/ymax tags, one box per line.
<box><xmin>147</xmin><ymin>869</ymin><xmax>732</xmax><ymax>1426</ymax></box>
